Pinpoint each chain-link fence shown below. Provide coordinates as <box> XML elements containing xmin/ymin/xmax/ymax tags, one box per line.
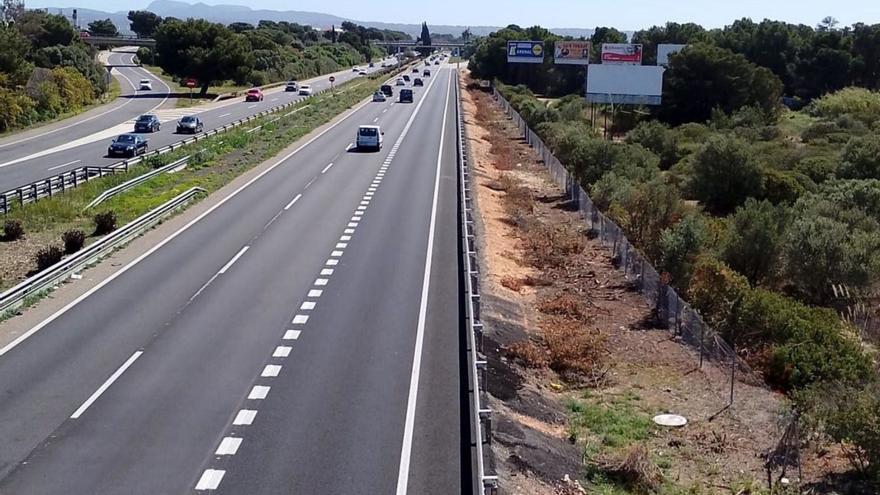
<box><xmin>493</xmin><ymin>88</ymin><xmax>764</xmax><ymax>406</ymax></box>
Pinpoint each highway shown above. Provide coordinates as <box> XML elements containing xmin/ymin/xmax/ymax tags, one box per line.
<box><xmin>0</xmin><ymin>52</ymin><xmax>398</xmax><ymax>193</ymax></box>
<box><xmin>0</xmin><ymin>63</ymin><xmax>468</xmax><ymax>493</ymax></box>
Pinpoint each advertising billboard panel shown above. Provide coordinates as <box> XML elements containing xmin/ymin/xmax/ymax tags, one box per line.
<box><xmin>507</xmin><ymin>41</ymin><xmax>545</xmax><ymax>64</ymax></box>
<box><xmin>586</xmin><ymin>65</ymin><xmax>665</xmax><ymax>105</ymax></box>
<box><xmin>601</xmin><ymin>43</ymin><xmax>643</xmax><ymax>65</ymax></box>
<box><xmin>657</xmin><ymin>44</ymin><xmax>687</xmax><ymax>65</ymax></box>
<box><xmin>554</xmin><ymin>41</ymin><xmax>591</xmax><ymax>65</ymax></box>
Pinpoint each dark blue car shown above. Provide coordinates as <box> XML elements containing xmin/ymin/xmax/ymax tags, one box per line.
<box><xmin>108</xmin><ymin>134</ymin><xmax>148</xmax><ymax>158</ymax></box>
<box><xmin>134</xmin><ymin>114</ymin><xmax>161</xmax><ymax>133</ymax></box>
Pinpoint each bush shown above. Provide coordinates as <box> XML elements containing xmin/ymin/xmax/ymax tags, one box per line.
<box><xmin>3</xmin><ymin>219</ymin><xmax>25</xmax><ymax>241</ymax></box>
<box><xmin>608</xmin><ymin>179</ymin><xmax>685</xmax><ymax>262</ymax></box>
<box><xmin>62</xmin><ymin>229</ymin><xmax>85</xmax><ymax>254</ymax></box>
<box><xmin>761</xmin><ymin>168</ymin><xmax>807</xmax><ymax>205</ymax></box>
<box><xmin>658</xmin><ymin>213</ymin><xmax>709</xmax><ymax>289</ymax></box>
<box><xmin>625</xmin><ymin>121</ymin><xmax>680</xmax><ymax>169</ymax></box>
<box><xmin>136</xmin><ymin>47</ymin><xmax>152</xmax><ymax>64</ymax></box>
<box><xmin>93</xmin><ymin>211</ymin><xmax>117</xmax><ymax>235</ymax></box>
<box><xmin>690</xmin><ymin>135</ymin><xmax>764</xmax><ymax>214</ymax></box>
<box><xmin>687</xmin><ymin>256</ymin><xmax>750</xmax><ymax>333</ymax></box>
<box><xmin>721</xmin><ymin>199</ymin><xmax>789</xmax><ymax>285</ymax></box>
<box><xmin>795</xmin><ymin>155</ymin><xmax>839</xmax><ymax>183</ymax></box>
<box><xmin>35</xmin><ymin>245</ymin><xmax>63</xmax><ymax>271</ymax></box>
<box><xmin>807</xmin><ymin>87</ymin><xmax>880</xmax><ymax>126</ymax></box>
<box><xmin>839</xmin><ymin>134</ymin><xmax>880</xmax><ymax>180</ymax></box>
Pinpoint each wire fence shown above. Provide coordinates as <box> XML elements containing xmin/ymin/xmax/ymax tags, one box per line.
<box><xmin>492</xmin><ymin>88</ymin><xmax>765</xmax><ymax>406</ymax></box>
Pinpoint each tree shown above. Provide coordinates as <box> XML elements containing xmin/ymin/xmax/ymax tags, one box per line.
<box><xmin>0</xmin><ymin>0</ymin><xmax>24</xmax><ymax>24</ymax></box>
<box><xmin>659</xmin><ymin>43</ymin><xmax>783</xmax><ymax>125</ymax></box>
<box><xmin>690</xmin><ymin>135</ymin><xmax>764</xmax><ymax>214</ymax></box>
<box><xmin>127</xmin><ymin>11</ymin><xmax>163</xmax><ymax>38</ymax></box>
<box><xmin>88</xmin><ymin>18</ymin><xmax>119</xmax><ymax>37</ymax></box>
<box><xmin>658</xmin><ymin>213</ymin><xmax>709</xmax><ymax>288</ymax></box>
<box><xmin>0</xmin><ymin>23</ymin><xmax>28</xmax><ymax>76</ymax></box>
<box><xmin>154</xmin><ymin>19</ymin><xmax>254</xmax><ymax>95</ymax></box>
<box><xmin>590</xmin><ymin>26</ymin><xmax>627</xmax><ymax>61</ymax></box>
<box><xmin>17</xmin><ymin>11</ymin><xmax>76</xmax><ymax>48</ymax></box>
<box><xmin>420</xmin><ymin>21</ymin><xmax>431</xmax><ymax>46</ymax></box>
<box><xmin>850</xmin><ymin>23</ymin><xmax>880</xmax><ymax>90</ymax></box>
<box><xmin>632</xmin><ymin>22</ymin><xmax>708</xmax><ymax>65</ymax></box>
<box><xmin>721</xmin><ymin>198</ymin><xmax>789</xmax><ymax>285</ymax></box>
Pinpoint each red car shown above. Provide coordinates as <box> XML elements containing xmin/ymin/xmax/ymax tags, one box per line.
<box><xmin>245</xmin><ymin>88</ymin><xmax>264</xmax><ymax>102</ymax></box>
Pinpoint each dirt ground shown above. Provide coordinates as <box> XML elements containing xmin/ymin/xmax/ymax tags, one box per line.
<box><xmin>460</xmin><ymin>72</ymin><xmax>844</xmax><ymax>494</ymax></box>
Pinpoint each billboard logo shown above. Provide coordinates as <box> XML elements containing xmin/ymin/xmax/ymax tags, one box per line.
<box><xmin>507</xmin><ymin>41</ymin><xmax>545</xmax><ymax>64</ymax></box>
<box><xmin>554</xmin><ymin>41</ymin><xmax>591</xmax><ymax>65</ymax></box>
<box><xmin>601</xmin><ymin>43</ymin><xmax>643</xmax><ymax>65</ymax></box>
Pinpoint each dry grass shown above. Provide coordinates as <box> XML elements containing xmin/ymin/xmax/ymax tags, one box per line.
<box><xmin>598</xmin><ymin>444</ymin><xmax>664</xmax><ymax>494</ymax></box>
<box><xmin>508</xmin><ymin>340</ymin><xmax>550</xmax><ymax>368</ymax></box>
<box><xmin>538</xmin><ymin>293</ymin><xmax>592</xmax><ymax>321</ymax></box>
<box><xmin>543</xmin><ymin>316</ymin><xmax>606</xmax><ymax>383</ymax></box>
<box><xmin>501</xmin><ymin>275</ymin><xmax>525</xmax><ymax>292</ymax></box>
<box><xmin>521</xmin><ymin>221</ymin><xmax>586</xmax><ymax>269</ymax></box>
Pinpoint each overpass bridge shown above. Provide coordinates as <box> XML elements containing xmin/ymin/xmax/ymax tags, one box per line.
<box><xmin>82</xmin><ymin>35</ymin><xmax>156</xmax><ymax>49</ymax></box>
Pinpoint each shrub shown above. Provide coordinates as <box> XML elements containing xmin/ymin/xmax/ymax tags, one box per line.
<box><xmin>542</xmin><ymin>316</ymin><xmax>605</xmax><ymax>382</ymax></box>
<box><xmin>608</xmin><ymin>179</ymin><xmax>685</xmax><ymax>262</ymax></box>
<box><xmin>625</xmin><ymin>121</ymin><xmax>680</xmax><ymax>169</ymax></box>
<box><xmin>35</xmin><ymin>245</ymin><xmax>63</xmax><ymax>271</ymax></box>
<box><xmin>93</xmin><ymin>211</ymin><xmax>117</xmax><ymax>235</ymax></box>
<box><xmin>807</xmin><ymin>87</ymin><xmax>880</xmax><ymax>126</ymax></box>
<box><xmin>3</xmin><ymin>219</ymin><xmax>25</xmax><ymax>241</ymax></box>
<box><xmin>537</xmin><ymin>293</ymin><xmax>591</xmax><ymax>321</ymax></box>
<box><xmin>690</xmin><ymin>135</ymin><xmax>764</xmax><ymax>214</ymax></box>
<box><xmin>507</xmin><ymin>340</ymin><xmax>549</xmax><ymax>368</ymax></box>
<box><xmin>720</xmin><ymin>199</ymin><xmax>789</xmax><ymax>285</ymax></box>
<box><xmin>61</xmin><ymin>229</ymin><xmax>85</xmax><ymax>254</ymax></box>
<box><xmin>521</xmin><ymin>221</ymin><xmax>585</xmax><ymax>269</ymax></box>
<box><xmin>658</xmin><ymin>213</ymin><xmax>709</xmax><ymax>289</ymax></box>
<box><xmin>687</xmin><ymin>256</ymin><xmax>750</xmax><ymax>333</ymax></box>
<box><xmin>761</xmin><ymin>168</ymin><xmax>807</xmax><ymax>205</ymax></box>
<box><xmin>795</xmin><ymin>155</ymin><xmax>839</xmax><ymax>183</ymax></box>
<box><xmin>839</xmin><ymin>134</ymin><xmax>880</xmax><ymax>180</ymax></box>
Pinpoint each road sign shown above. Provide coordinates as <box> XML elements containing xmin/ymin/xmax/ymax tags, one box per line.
<box><xmin>507</xmin><ymin>41</ymin><xmax>544</xmax><ymax>64</ymax></box>
<box><xmin>329</xmin><ymin>76</ymin><xmax>336</xmax><ymax>83</ymax></box>
<box><xmin>185</xmin><ymin>78</ymin><xmax>197</xmax><ymax>88</ymax></box>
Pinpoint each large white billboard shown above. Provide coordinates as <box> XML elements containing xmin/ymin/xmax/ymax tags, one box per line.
<box><xmin>657</xmin><ymin>44</ymin><xmax>687</xmax><ymax>65</ymax></box>
<box><xmin>601</xmin><ymin>43</ymin><xmax>643</xmax><ymax>65</ymax></box>
<box><xmin>586</xmin><ymin>65</ymin><xmax>665</xmax><ymax>105</ymax></box>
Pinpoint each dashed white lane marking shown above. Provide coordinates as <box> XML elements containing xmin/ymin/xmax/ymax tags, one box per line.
<box><xmin>218</xmin><ymin>246</ymin><xmax>249</xmax><ymax>274</ymax></box>
<box><xmin>263</xmin><ymin>210</ymin><xmax>283</xmax><ymax>230</ymax></box>
<box><xmin>247</xmin><ymin>104</ymin><xmax>257</xmax><ymax>109</ymax></box>
<box><xmin>347</xmin><ymin>222</ymin><xmax>358</xmax><ymax>228</ymax></box>
<box><xmin>356</xmin><ymin>206</ymin><xmax>367</xmax><ymax>211</ymax></box>
<box><xmin>47</xmin><ymin>159</ymin><xmax>81</xmax><ymax>171</ymax></box>
<box><xmin>233</xmin><ymin>409</ymin><xmax>257</xmax><ymax>425</ymax></box>
<box><xmin>383</xmin><ymin>109</ymin><xmax>388</xmax><ymax>113</ymax></box>
<box><xmin>344</xmin><ymin>228</ymin><xmax>355</xmax><ymax>234</ymax></box>
<box><xmin>308</xmin><ymin>289</ymin><xmax>323</xmax><ymax>297</ymax></box>
<box><xmin>71</xmin><ymin>351</ymin><xmax>143</xmax><ymax>419</ymax></box>
<box><xmin>284</xmin><ymin>193</ymin><xmax>302</xmax><ymax>211</ymax></box>
<box><xmin>326</xmin><ymin>259</ymin><xmax>338</xmax><ymax>266</ymax></box>
<box><xmin>271</xmin><ymin>98</ymin><xmax>278</xmax><ymax>102</ymax></box>
<box><xmin>314</xmin><ymin>278</ymin><xmax>329</xmax><ymax>286</ymax></box>
<box><xmin>340</xmin><ymin>236</ymin><xmax>351</xmax><ymax>241</ymax></box>
<box><xmin>330</xmin><ymin>250</ymin><xmax>343</xmax><ymax>257</ymax></box>
<box><xmin>321</xmin><ymin>162</ymin><xmax>333</xmax><ymax>174</ymax></box>
<box><xmin>373</xmin><ymin>117</ymin><xmax>379</xmax><ymax>123</ymax></box>
<box><xmin>304</xmin><ymin>178</ymin><xmax>316</xmax><ymax>189</ymax></box>
<box><xmin>273</xmin><ymin>346</ymin><xmax>292</xmax><ymax>358</ymax></box>
<box><xmin>320</xmin><ymin>268</ymin><xmax>334</xmax><ymax>276</ymax></box>
<box><xmin>195</xmin><ymin>469</ymin><xmax>225</xmax><ymax>490</ymax></box>
<box><xmin>248</xmin><ymin>385</ymin><xmax>270</xmax><ymax>399</ymax></box>
<box><xmin>292</xmin><ymin>314</ymin><xmax>309</xmax><ymax>324</ymax></box>
<box><xmin>218</xmin><ymin>113</ymin><xmax>231</xmax><ymax>118</ymax></box>
<box><xmin>283</xmin><ymin>329</ymin><xmax>302</xmax><ymax>340</ymax></box>
<box><xmin>336</xmin><ymin>243</ymin><xmax>348</xmax><ymax>249</ymax></box>
<box><xmin>360</xmin><ymin>201</ymin><xmax>369</xmax><ymax>206</ymax></box>
<box><xmin>300</xmin><ymin>301</ymin><xmax>316</xmax><ymax>310</ymax></box>
<box><xmin>216</xmin><ymin>437</ymin><xmax>243</xmax><ymax>455</ymax></box>
<box><xmin>261</xmin><ymin>365</ymin><xmax>282</xmax><ymax>377</ymax></box>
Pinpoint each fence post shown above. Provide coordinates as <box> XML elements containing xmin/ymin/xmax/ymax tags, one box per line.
<box><xmin>729</xmin><ymin>342</ymin><xmax>736</xmax><ymax>406</ymax></box>
<box><xmin>46</xmin><ymin>179</ymin><xmax>52</xmax><ymax>198</ymax></box>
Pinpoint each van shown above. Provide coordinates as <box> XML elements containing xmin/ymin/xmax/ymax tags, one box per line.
<box><xmin>399</xmin><ymin>89</ymin><xmax>413</xmax><ymax>103</ymax></box>
<box><xmin>356</xmin><ymin>125</ymin><xmax>383</xmax><ymax>151</ymax></box>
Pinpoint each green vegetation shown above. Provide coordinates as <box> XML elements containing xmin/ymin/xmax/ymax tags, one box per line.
<box><xmin>0</xmin><ymin>8</ymin><xmax>109</xmax><ymax>132</ymax></box>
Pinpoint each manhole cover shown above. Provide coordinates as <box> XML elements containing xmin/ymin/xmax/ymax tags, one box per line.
<box><xmin>653</xmin><ymin>414</ymin><xmax>687</xmax><ymax>427</ymax></box>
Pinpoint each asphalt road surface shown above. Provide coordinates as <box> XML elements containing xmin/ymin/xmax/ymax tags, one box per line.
<box><xmin>0</xmin><ymin>52</ymin><xmax>398</xmax><ymax>193</ymax></box>
<box><xmin>0</xmin><ymin>63</ymin><xmax>468</xmax><ymax>494</ymax></box>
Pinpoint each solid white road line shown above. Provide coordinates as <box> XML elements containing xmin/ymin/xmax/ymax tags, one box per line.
<box><xmin>215</xmin><ymin>437</ymin><xmax>243</xmax><ymax>455</ymax></box>
<box><xmin>47</xmin><ymin>159</ymin><xmax>81</xmax><ymax>171</ymax></box>
<box><xmin>0</xmin><ymin>92</ymin><xmax>375</xmax><ymax>358</ymax></box>
<box><xmin>195</xmin><ymin>469</ymin><xmax>225</xmax><ymax>490</ymax></box>
<box><xmin>321</xmin><ymin>162</ymin><xmax>333</xmax><ymax>174</ymax></box>
<box><xmin>248</xmin><ymin>385</ymin><xmax>271</xmax><ymax>399</ymax></box>
<box><xmin>218</xmin><ymin>246</ymin><xmax>249</xmax><ymax>274</ymax></box>
<box><xmin>396</xmin><ymin>68</ymin><xmax>451</xmax><ymax>495</ymax></box>
<box><xmin>233</xmin><ymin>409</ymin><xmax>257</xmax><ymax>425</ymax></box>
<box><xmin>70</xmin><ymin>351</ymin><xmax>143</xmax><ymax>419</ymax></box>
<box><xmin>284</xmin><ymin>193</ymin><xmax>302</xmax><ymax>211</ymax></box>
<box><xmin>218</xmin><ymin>113</ymin><xmax>231</xmax><ymax>118</ymax></box>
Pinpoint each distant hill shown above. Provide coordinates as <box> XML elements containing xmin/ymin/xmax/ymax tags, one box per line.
<box><xmin>41</xmin><ymin>0</ymin><xmax>595</xmax><ymax>38</ymax></box>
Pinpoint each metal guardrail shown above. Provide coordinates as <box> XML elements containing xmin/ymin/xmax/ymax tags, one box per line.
<box><xmin>0</xmin><ymin>187</ymin><xmax>206</xmax><ymax>316</ymax></box>
<box><xmin>85</xmin><ymin>156</ymin><xmax>190</xmax><ymax>209</ymax></box>
<box><xmin>2</xmin><ymin>63</ymin><xmax>412</xmax><ymax>215</ymax></box>
<box><xmin>455</xmin><ymin>75</ymin><xmax>498</xmax><ymax>494</ymax></box>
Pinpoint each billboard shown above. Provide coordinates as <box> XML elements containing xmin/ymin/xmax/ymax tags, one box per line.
<box><xmin>554</xmin><ymin>41</ymin><xmax>591</xmax><ymax>65</ymax></box>
<box><xmin>586</xmin><ymin>65</ymin><xmax>665</xmax><ymax>105</ymax></box>
<box><xmin>657</xmin><ymin>44</ymin><xmax>687</xmax><ymax>65</ymax></box>
<box><xmin>601</xmin><ymin>43</ymin><xmax>643</xmax><ymax>65</ymax></box>
<box><xmin>507</xmin><ymin>41</ymin><xmax>545</xmax><ymax>63</ymax></box>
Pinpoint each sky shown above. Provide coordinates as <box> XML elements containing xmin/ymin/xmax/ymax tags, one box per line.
<box><xmin>30</xmin><ymin>0</ymin><xmax>880</xmax><ymax>30</ymax></box>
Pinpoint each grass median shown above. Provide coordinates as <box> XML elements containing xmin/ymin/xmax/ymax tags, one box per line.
<box><xmin>0</xmin><ymin>71</ymin><xmax>392</xmax><ymax>292</ymax></box>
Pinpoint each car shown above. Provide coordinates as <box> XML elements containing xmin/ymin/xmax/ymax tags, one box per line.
<box><xmin>298</xmin><ymin>85</ymin><xmax>312</xmax><ymax>96</ymax></box>
<box><xmin>138</xmin><ymin>78</ymin><xmax>152</xmax><ymax>90</ymax></box>
<box><xmin>372</xmin><ymin>91</ymin><xmax>386</xmax><ymax>102</ymax></box>
<box><xmin>356</xmin><ymin>125</ymin><xmax>383</xmax><ymax>151</ymax></box>
<box><xmin>108</xmin><ymin>134</ymin><xmax>148</xmax><ymax>158</ymax></box>
<box><xmin>176</xmin><ymin>115</ymin><xmax>203</xmax><ymax>134</ymax></box>
<box><xmin>134</xmin><ymin>114</ymin><xmax>160</xmax><ymax>133</ymax></box>
<box><xmin>423</xmin><ymin>69</ymin><xmax>431</xmax><ymax>77</ymax></box>
<box><xmin>413</xmin><ymin>78</ymin><xmax>424</xmax><ymax>86</ymax></box>
<box><xmin>245</xmin><ymin>88</ymin><xmax>264</xmax><ymax>102</ymax></box>
<box><xmin>402</xmin><ymin>75</ymin><xmax>411</xmax><ymax>82</ymax></box>
<box><xmin>434</xmin><ymin>61</ymin><xmax>440</xmax><ymax>65</ymax></box>
<box><xmin>368</xmin><ymin>62</ymin><xmax>375</xmax><ymax>68</ymax></box>
<box><xmin>399</xmin><ymin>88</ymin><xmax>413</xmax><ymax>103</ymax></box>
<box><xmin>412</xmin><ymin>67</ymin><xmax>419</xmax><ymax>73</ymax></box>
<box><xmin>352</xmin><ymin>67</ymin><xmax>360</xmax><ymax>72</ymax></box>
<box><xmin>285</xmin><ymin>81</ymin><xmax>299</xmax><ymax>92</ymax></box>
<box><xmin>358</xmin><ymin>70</ymin><xmax>367</xmax><ymax>76</ymax></box>
<box><xmin>380</xmin><ymin>84</ymin><xmax>393</xmax><ymax>96</ymax></box>
<box><xmin>395</xmin><ymin>78</ymin><xmax>405</xmax><ymax>86</ymax></box>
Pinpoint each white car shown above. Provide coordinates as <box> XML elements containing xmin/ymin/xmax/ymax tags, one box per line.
<box><xmin>372</xmin><ymin>91</ymin><xmax>386</xmax><ymax>102</ymax></box>
<box><xmin>358</xmin><ymin>70</ymin><xmax>367</xmax><ymax>76</ymax></box>
<box><xmin>285</xmin><ymin>81</ymin><xmax>299</xmax><ymax>92</ymax></box>
<box><xmin>356</xmin><ymin>125</ymin><xmax>383</xmax><ymax>151</ymax></box>
<box><xmin>298</xmin><ymin>85</ymin><xmax>312</xmax><ymax>96</ymax></box>
<box><xmin>139</xmin><ymin>78</ymin><xmax>152</xmax><ymax>91</ymax></box>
